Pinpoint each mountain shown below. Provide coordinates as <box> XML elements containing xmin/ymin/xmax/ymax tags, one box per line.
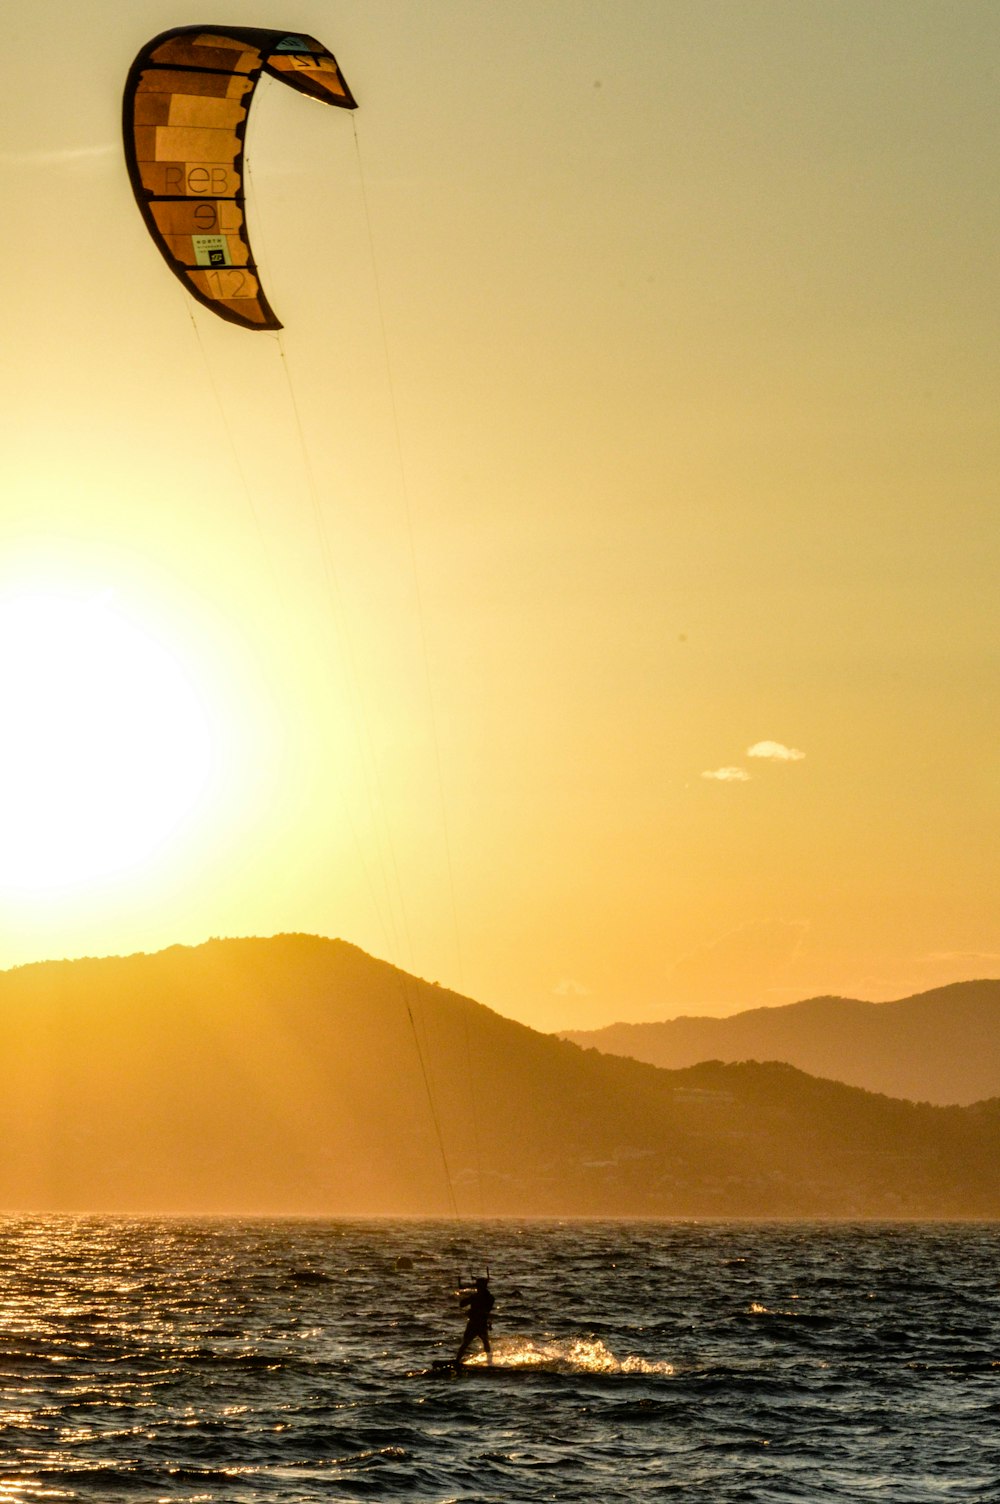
<box><xmin>1</xmin><ymin>935</ymin><xmax>998</xmax><ymax>1217</ymax></box>
<box><xmin>560</xmin><ymin>981</ymin><xmax>1000</xmax><ymax>1106</ymax></box>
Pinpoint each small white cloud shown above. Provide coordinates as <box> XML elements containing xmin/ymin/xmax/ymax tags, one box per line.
<box><xmin>554</xmin><ymin>977</ymin><xmax>591</xmax><ymax>997</ymax></box>
<box><xmin>747</xmin><ymin>741</ymin><xmax>805</xmax><ymax>762</ymax></box>
<box><xmin>701</xmin><ymin>767</ymin><xmax>751</xmax><ymax>782</ymax></box>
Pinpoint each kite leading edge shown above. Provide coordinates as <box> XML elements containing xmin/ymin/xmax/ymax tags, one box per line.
<box><xmin>123</xmin><ymin>26</ymin><xmax>357</xmax><ymax>330</ymax></box>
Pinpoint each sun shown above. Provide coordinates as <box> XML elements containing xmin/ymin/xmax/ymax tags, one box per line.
<box><xmin>0</xmin><ymin>590</ymin><xmax>215</xmax><ymax>891</ymax></box>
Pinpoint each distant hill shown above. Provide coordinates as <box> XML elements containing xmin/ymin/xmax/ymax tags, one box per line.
<box><xmin>560</xmin><ymin>981</ymin><xmax>1000</xmax><ymax>1106</ymax></box>
<box><xmin>2</xmin><ymin>936</ymin><xmax>999</xmax><ymax>1217</ymax></box>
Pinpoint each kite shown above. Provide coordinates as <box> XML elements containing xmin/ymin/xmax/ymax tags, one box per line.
<box><xmin>123</xmin><ymin>27</ymin><xmax>357</xmax><ymax>330</ymax></box>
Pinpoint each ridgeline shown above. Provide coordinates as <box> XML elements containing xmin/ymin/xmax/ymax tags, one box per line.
<box><xmin>2</xmin><ymin>935</ymin><xmax>998</xmax><ymax>1217</ymax></box>
<box><xmin>560</xmin><ymin>981</ymin><xmax>1000</xmax><ymax>1106</ymax></box>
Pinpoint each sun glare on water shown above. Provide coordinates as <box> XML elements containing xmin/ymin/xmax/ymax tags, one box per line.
<box><xmin>0</xmin><ymin>591</ymin><xmax>215</xmax><ymax>890</ymax></box>
<box><xmin>467</xmin><ymin>1337</ymin><xmax>674</xmax><ymax>1375</ymax></box>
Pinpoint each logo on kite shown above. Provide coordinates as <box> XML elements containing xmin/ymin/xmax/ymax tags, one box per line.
<box><xmin>192</xmin><ymin>235</ymin><xmax>232</xmax><ymax>268</ymax></box>
<box><xmin>123</xmin><ymin>26</ymin><xmax>357</xmax><ymax>330</ymax></box>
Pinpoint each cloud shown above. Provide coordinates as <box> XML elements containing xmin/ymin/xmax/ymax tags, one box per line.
<box><xmin>701</xmin><ymin>766</ymin><xmax>751</xmax><ymax>782</ymax></box>
<box><xmin>747</xmin><ymin>741</ymin><xmax>805</xmax><ymax>761</ymax></box>
<box><xmin>554</xmin><ymin>977</ymin><xmax>591</xmax><ymax>997</ymax></box>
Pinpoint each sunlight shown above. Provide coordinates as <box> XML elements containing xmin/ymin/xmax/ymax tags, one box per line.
<box><xmin>465</xmin><ymin>1336</ymin><xmax>675</xmax><ymax>1375</ymax></box>
<box><xmin>0</xmin><ymin>590</ymin><xmax>215</xmax><ymax>890</ymax></box>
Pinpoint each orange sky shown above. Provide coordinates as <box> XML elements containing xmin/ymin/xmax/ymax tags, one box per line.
<box><xmin>1</xmin><ymin>1</ymin><xmax>997</xmax><ymax>1030</ymax></box>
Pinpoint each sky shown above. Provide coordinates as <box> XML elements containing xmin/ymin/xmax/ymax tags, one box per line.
<box><xmin>1</xmin><ymin>0</ymin><xmax>997</xmax><ymax>1031</ymax></box>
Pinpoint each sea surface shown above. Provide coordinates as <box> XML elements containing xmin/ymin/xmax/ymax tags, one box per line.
<box><xmin>0</xmin><ymin>1218</ymin><xmax>997</xmax><ymax>1501</ymax></box>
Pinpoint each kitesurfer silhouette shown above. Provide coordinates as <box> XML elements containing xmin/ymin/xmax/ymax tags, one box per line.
<box><xmin>455</xmin><ymin>1276</ymin><xmax>494</xmax><ymax>1365</ymax></box>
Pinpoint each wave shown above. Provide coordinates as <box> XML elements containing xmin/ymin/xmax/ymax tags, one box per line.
<box><xmin>463</xmin><ymin>1335</ymin><xmax>674</xmax><ymax>1375</ymax></box>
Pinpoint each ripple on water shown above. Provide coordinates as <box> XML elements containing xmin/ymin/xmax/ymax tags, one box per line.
<box><xmin>1</xmin><ymin>1219</ymin><xmax>999</xmax><ymax>1502</ymax></box>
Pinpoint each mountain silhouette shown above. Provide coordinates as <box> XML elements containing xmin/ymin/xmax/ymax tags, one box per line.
<box><xmin>1</xmin><ymin>936</ymin><xmax>998</xmax><ymax>1217</ymax></box>
<box><xmin>561</xmin><ymin>981</ymin><xmax>1000</xmax><ymax>1106</ymax></box>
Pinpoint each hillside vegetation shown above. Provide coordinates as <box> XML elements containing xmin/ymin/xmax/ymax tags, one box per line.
<box><xmin>1</xmin><ymin>936</ymin><xmax>998</xmax><ymax>1217</ymax></box>
<box><xmin>561</xmin><ymin>981</ymin><xmax>1000</xmax><ymax>1106</ymax></box>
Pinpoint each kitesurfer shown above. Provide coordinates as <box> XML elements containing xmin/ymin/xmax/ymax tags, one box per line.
<box><xmin>455</xmin><ymin>1276</ymin><xmax>494</xmax><ymax>1365</ymax></box>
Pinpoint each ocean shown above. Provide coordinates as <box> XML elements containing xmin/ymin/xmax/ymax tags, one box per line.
<box><xmin>0</xmin><ymin>1218</ymin><xmax>997</xmax><ymax>1501</ymax></box>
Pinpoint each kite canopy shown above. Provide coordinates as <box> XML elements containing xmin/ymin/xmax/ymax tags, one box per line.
<box><xmin>123</xmin><ymin>26</ymin><xmax>357</xmax><ymax>330</ymax></box>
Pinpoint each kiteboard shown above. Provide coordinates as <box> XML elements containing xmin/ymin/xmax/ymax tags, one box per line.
<box><xmin>415</xmin><ymin>1359</ymin><xmax>528</xmax><ymax>1382</ymax></box>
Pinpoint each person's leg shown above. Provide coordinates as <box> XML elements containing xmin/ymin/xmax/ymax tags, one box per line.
<box><xmin>455</xmin><ymin>1320</ymin><xmax>475</xmax><ymax>1364</ymax></box>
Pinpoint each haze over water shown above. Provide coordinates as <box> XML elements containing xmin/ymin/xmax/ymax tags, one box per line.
<box><xmin>1</xmin><ymin>1218</ymin><xmax>997</xmax><ymax>1501</ymax></box>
